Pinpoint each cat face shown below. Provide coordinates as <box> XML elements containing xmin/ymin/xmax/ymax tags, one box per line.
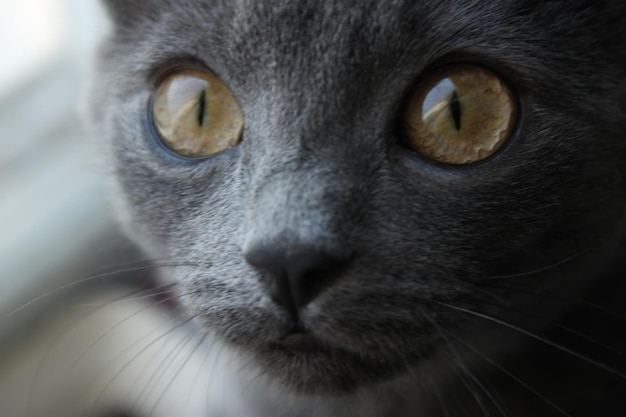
<box><xmin>93</xmin><ymin>0</ymin><xmax>626</xmax><ymax>394</ymax></box>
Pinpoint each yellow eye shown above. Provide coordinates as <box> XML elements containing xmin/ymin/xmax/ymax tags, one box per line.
<box><xmin>403</xmin><ymin>64</ymin><xmax>517</xmax><ymax>165</ymax></box>
<box><xmin>151</xmin><ymin>68</ymin><xmax>243</xmax><ymax>158</ymax></box>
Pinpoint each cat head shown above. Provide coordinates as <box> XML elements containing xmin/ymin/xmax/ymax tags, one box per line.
<box><xmin>91</xmin><ymin>0</ymin><xmax>626</xmax><ymax>394</ymax></box>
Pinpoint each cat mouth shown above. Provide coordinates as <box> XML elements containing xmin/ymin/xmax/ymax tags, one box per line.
<box><xmin>275</xmin><ymin>331</ymin><xmax>326</xmax><ymax>353</ymax></box>
<box><xmin>257</xmin><ymin>327</ymin><xmax>405</xmax><ymax>394</ymax></box>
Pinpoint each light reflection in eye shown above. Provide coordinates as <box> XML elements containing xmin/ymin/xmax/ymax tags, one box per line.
<box><xmin>162</xmin><ymin>76</ymin><xmax>209</xmax><ymax>115</ymax></box>
<box><xmin>421</xmin><ymin>77</ymin><xmax>455</xmax><ymax>119</ymax></box>
<box><xmin>403</xmin><ymin>64</ymin><xmax>517</xmax><ymax>165</ymax></box>
<box><xmin>151</xmin><ymin>68</ymin><xmax>244</xmax><ymax>158</ymax></box>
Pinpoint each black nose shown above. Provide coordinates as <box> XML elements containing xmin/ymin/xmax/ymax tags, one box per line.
<box><xmin>245</xmin><ymin>244</ymin><xmax>348</xmax><ymax>314</ymax></box>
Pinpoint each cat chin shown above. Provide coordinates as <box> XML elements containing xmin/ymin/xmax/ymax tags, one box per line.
<box><xmin>254</xmin><ymin>348</ymin><xmax>390</xmax><ymax>394</ymax></box>
<box><xmin>208</xmin><ymin>337</ymin><xmax>444</xmax><ymax>416</ymax></box>
<box><xmin>182</xmin><ymin>289</ymin><xmax>448</xmax><ymax>396</ymax></box>
<box><xmin>188</xmin><ymin>310</ymin><xmax>434</xmax><ymax>395</ymax></box>
<box><xmin>217</xmin><ymin>330</ymin><xmax>430</xmax><ymax>397</ymax></box>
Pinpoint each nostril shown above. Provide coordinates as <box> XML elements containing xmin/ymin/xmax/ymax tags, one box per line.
<box><xmin>244</xmin><ymin>247</ymin><xmax>295</xmax><ymax>313</ymax></box>
<box><xmin>244</xmin><ymin>246</ymin><xmax>286</xmax><ymax>282</ymax></box>
<box><xmin>285</xmin><ymin>251</ymin><xmax>347</xmax><ymax>307</ymax></box>
<box><xmin>244</xmin><ymin>244</ymin><xmax>349</xmax><ymax>313</ymax></box>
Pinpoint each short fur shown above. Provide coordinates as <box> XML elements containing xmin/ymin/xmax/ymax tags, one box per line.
<box><xmin>91</xmin><ymin>1</ymin><xmax>626</xmax><ymax>415</ymax></box>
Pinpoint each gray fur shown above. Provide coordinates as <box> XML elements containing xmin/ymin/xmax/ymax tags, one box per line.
<box><xmin>91</xmin><ymin>0</ymin><xmax>626</xmax><ymax>415</ymax></box>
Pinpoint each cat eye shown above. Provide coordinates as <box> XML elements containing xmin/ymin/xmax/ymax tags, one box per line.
<box><xmin>150</xmin><ymin>68</ymin><xmax>243</xmax><ymax>158</ymax></box>
<box><xmin>403</xmin><ymin>64</ymin><xmax>517</xmax><ymax>165</ymax></box>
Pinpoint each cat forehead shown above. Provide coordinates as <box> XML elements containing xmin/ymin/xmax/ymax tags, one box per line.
<box><xmin>104</xmin><ymin>0</ymin><xmax>622</xmax><ymax>76</ymax></box>
<box><xmin>100</xmin><ymin>0</ymin><xmax>625</xmax><ymax>113</ymax></box>
<box><xmin>104</xmin><ymin>0</ymin><xmax>561</xmax><ymax>68</ymax></box>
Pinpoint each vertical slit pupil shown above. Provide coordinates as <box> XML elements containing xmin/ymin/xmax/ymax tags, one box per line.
<box><xmin>198</xmin><ymin>89</ymin><xmax>206</xmax><ymax>127</ymax></box>
<box><xmin>449</xmin><ymin>91</ymin><xmax>461</xmax><ymax>131</ymax></box>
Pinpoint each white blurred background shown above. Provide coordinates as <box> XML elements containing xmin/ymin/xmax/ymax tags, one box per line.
<box><xmin>0</xmin><ymin>4</ymin><xmax>223</xmax><ymax>416</ymax></box>
<box><xmin>0</xmin><ymin>0</ymin><xmax>118</xmax><ymax>323</ymax></box>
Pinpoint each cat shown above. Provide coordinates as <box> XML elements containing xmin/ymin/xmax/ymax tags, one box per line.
<box><xmin>85</xmin><ymin>0</ymin><xmax>626</xmax><ymax>416</ymax></box>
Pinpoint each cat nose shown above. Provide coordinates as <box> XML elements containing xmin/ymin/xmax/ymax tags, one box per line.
<box><xmin>244</xmin><ymin>244</ymin><xmax>348</xmax><ymax>314</ymax></box>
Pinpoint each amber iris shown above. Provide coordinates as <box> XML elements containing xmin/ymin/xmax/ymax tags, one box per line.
<box><xmin>151</xmin><ymin>69</ymin><xmax>243</xmax><ymax>157</ymax></box>
<box><xmin>403</xmin><ymin>64</ymin><xmax>517</xmax><ymax>164</ymax></box>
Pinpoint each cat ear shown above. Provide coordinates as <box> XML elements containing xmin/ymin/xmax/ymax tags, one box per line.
<box><xmin>100</xmin><ymin>0</ymin><xmax>158</xmax><ymax>28</ymax></box>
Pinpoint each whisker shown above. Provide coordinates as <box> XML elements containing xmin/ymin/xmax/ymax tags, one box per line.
<box><xmin>477</xmin><ymin>249</ymin><xmax>589</xmax><ymax>280</ymax></box>
<box><xmin>185</xmin><ymin>331</ymin><xmax>213</xmax><ymax>409</ymax></box>
<box><xmin>24</xmin><ymin>285</ymin><xmax>153</xmax><ymax>415</ymax></box>
<box><xmin>89</xmin><ymin>315</ymin><xmax>196</xmax><ymax>417</ymax></box>
<box><xmin>430</xmin><ymin>316</ymin><xmax>507</xmax><ymax>417</ymax></box>
<box><xmin>472</xmin><ymin>366</ymin><xmax>513</xmax><ymax>417</ymax></box>
<box><xmin>135</xmin><ymin>328</ymin><xmax>198</xmax><ymax>412</ymax></box>
<box><xmin>206</xmin><ymin>336</ymin><xmax>229</xmax><ymax>413</ymax></box>
<box><xmin>6</xmin><ymin>262</ymin><xmax>196</xmax><ymax>317</ymax></box>
<box><xmin>399</xmin><ymin>347</ymin><xmax>451</xmax><ymax>417</ymax></box>
<box><xmin>447</xmin><ymin>354</ymin><xmax>492</xmax><ymax>417</ymax></box>
<box><xmin>91</xmin><ymin>314</ymin><xmax>179</xmax><ymax>378</ymax></box>
<box><xmin>71</xmin><ymin>285</ymin><xmax>177</xmax><ymax>308</ymax></box>
<box><xmin>68</xmin><ymin>291</ymin><xmax>197</xmax><ymax>375</ymax></box>
<box><xmin>481</xmin><ymin>283</ymin><xmax>625</xmax><ymax>321</ymax></box>
<box><xmin>397</xmin><ymin>350</ymin><xmax>432</xmax><ymax>414</ymax></box>
<box><xmin>148</xmin><ymin>331</ymin><xmax>209</xmax><ymax>417</ymax></box>
<box><xmin>553</xmin><ymin>325</ymin><xmax>626</xmax><ymax>356</ymax></box>
<box><xmin>442</xmin><ymin>328</ymin><xmax>573</xmax><ymax>417</ymax></box>
<box><xmin>437</xmin><ymin>302</ymin><xmax>626</xmax><ymax>380</ymax></box>
<box><xmin>457</xmin><ymin>294</ymin><xmax>626</xmax><ymax>357</ymax></box>
<box><xmin>427</xmin><ymin>374</ymin><xmax>452</xmax><ymax>417</ymax></box>
<box><xmin>240</xmin><ymin>351</ymin><xmax>267</xmax><ymax>396</ymax></box>
<box><xmin>433</xmin><ymin>274</ymin><xmax>511</xmax><ymax>307</ymax></box>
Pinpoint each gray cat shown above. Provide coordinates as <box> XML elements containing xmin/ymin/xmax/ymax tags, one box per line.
<box><xmin>89</xmin><ymin>0</ymin><xmax>626</xmax><ymax>416</ymax></box>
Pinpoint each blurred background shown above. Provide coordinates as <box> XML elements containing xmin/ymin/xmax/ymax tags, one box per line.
<box><xmin>0</xmin><ymin>2</ymin><xmax>169</xmax><ymax>415</ymax></box>
<box><xmin>0</xmin><ymin>5</ymin><xmax>220</xmax><ymax>416</ymax></box>
<box><xmin>0</xmin><ymin>0</ymin><xmax>118</xmax><ymax>327</ymax></box>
